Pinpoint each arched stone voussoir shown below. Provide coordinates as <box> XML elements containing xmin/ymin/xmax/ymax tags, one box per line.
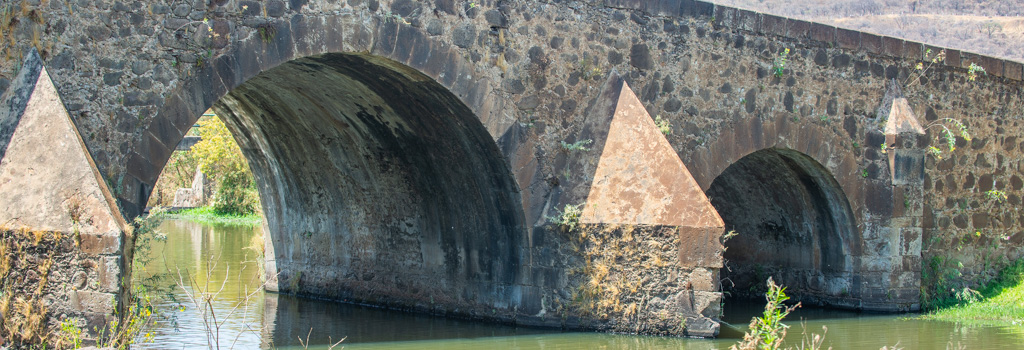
<box><xmin>131</xmin><ymin>13</ymin><xmax>503</xmax><ymax>213</ymax></box>
<box><xmin>691</xmin><ymin>116</ymin><xmax>862</xmax><ymax>207</ymax></box>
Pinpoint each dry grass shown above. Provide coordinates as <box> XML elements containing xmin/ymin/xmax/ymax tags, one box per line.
<box><xmin>1</xmin><ymin>291</ymin><xmax>49</xmax><ymax>345</ymax></box>
<box><xmin>0</xmin><ymin>228</ymin><xmax>75</xmax><ymax>347</ymax></box>
<box><xmin>709</xmin><ymin>0</ymin><xmax>1024</xmax><ymax>63</ymax></box>
<box><xmin>570</xmin><ymin>225</ymin><xmax>663</xmax><ymax>319</ymax></box>
<box><xmin>0</xmin><ymin>241</ymin><xmax>9</xmax><ymax>278</ymax></box>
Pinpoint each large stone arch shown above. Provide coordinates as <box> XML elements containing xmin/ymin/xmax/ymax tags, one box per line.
<box><xmin>123</xmin><ymin>14</ymin><xmax>509</xmax><ymax>217</ymax></box>
<box><xmin>133</xmin><ymin>15</ymin><xmax>532</xmax><ymax>320</ymax></box>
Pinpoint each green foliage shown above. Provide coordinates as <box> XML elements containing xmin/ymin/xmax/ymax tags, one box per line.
<box><xmin>921</xmin><ymin>255</ymin><xmax>965</xmax><ymax>309</ymax></box>
<box><xmin>560</xmin><ymin>139</ymin><xmax>593</xmax><ymax>152</ymax></box>
<box><xmin>753</xmin><ymin>278</ymin><xmax>796</xmax><ymax>349</ymax></box>
<box><xmin>257</xmin><ymin>23</ymin><xmax>277</xmax><ymax>43</ymax></box>
<box><xmin>132</xmin><ymin>208</ymin><xmax>168</xmax><ymax>270</ymax></box>
<box><xmin>654</xmin><ymin>115</ymin><xmax>672</xmax><ymax>135</ymax></box>
<box><xmin>192</xmin><ymin>116</ymin><xmax>261</xmax><ymax>216</ymax></box>
<box><xmin>922</xmin><ymin>258</ymin><xmax>1024</xmax><ymax>325</ymax></box>
<box><xmin>578</xmin><ymin>56</ymin><xmax>603</xmax><ymax>80</ymax></box>
<box><xmin>731</xmin><ymin>278</ymin><xmax>817</xmax><ymax>350</ymax></box>
<box><xmin>967</xmin><ymin>62</ymin><xmax>987</xmax><ymax>81</ymax></box>
<box><xmin>149</xmin><ymin>150</ymin><xmax>198</xmax><ymax>207</ymax></box>
<box><xmin>86</xmin><ymin>211</ymin><xmax>167</xmax><ymax>349</ymax></box>
<box><xmin>58</xmin><ymin>319</ymin><xmax>83</xmax><ymax>349</ymax></box>
<box><xmin>985</xmin><ymin>189</ymin><xmax>1008</xmax><ymax>203</ymax></box>
<box><xmin>547</xmin><ymin>203</ymin><xmax>583</xmax><ymax>232</ymax></box>
<box><xmin>170</xmin><ymin>206</ymin><xmax>261</xmax><ymax>227</ymax></box>
<box><xmin>771</xmin><ymin>48</ymin><xmax>789</xmax><ymax>78</ymax></box>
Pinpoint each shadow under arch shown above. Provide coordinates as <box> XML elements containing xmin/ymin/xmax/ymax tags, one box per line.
<box><xmin>707</xmin><ymin>147</ymin><xmax>859</xmax><ymax>307</ymax></box>
<box><xmin>172</xmin><ymin>52</ymin><xmax>527</xmax><ymax>317</ymax></box>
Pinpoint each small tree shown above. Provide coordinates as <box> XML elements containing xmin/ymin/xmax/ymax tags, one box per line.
<box><xmin>191</xmin><ymin>115</ymin><xmax>260</xmax><ymax>215</ymax></box>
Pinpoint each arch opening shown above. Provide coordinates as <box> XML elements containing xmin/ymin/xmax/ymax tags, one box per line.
<box><xmin>174</xmin><ymin>53</ymin><xmax>525</xmax><ymax>314</ymax></box>
<box><xmin>707</xmin><ymin>148</ymin><xmax>858</xmax><ymax>306</ymax></box>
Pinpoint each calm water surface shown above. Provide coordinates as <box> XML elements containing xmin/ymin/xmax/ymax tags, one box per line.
<box><xmin>139</xmin><ymin>219</ymin><xmax>1024</xmax><ymax>349</ymax></box>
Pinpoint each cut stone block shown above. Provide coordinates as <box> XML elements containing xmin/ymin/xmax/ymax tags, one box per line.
<box><xmin>879</xmin><ymin>81</ymin><xmax>926</xmax><ymax>184</ymax></box>
<box><xmin>0</xmin><ymin>49</ymin><xmax>128</xmax><ymax>237</ymax></box>
<box><xmin>580</xmin><ymin>77</ymin><xmax>723</xmax><ymax>229</ymax></box>
<box><xmin>883</xmin><ymin>97</ymin><xmax>925</xmax><ymax>136</ymax></box>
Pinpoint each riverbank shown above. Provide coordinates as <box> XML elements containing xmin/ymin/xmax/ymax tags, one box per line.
<box><xmin>165</xmin><ymin>206</ymin><xmax>262</xmax><ymax>227</ymax></box>
<box><xmin>921</xmin><ymin>259</ymin><xmax>1024</xmax><ymax>326</ymax></box>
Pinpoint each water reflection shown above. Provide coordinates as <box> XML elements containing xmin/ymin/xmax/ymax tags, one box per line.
<box><xmin>140</xmin><ymin>219</ymin><xmax>1024</xmax><ymax>350</ymax></box>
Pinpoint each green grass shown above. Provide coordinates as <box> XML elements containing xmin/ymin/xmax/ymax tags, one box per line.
<box><xmin>166</xmin><ymin>206</ymin><xmax>262</xmax><ymax>227</ymax></box>
<box><xmin>921</xmin><ymin>258</ymin><xmax>1024</xmax><ymax>326</ymax></box>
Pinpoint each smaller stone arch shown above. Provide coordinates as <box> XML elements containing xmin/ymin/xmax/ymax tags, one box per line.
<box><xmin>685</xmin><ymin>115</ymin><xmax>911</xmax><ymax>310</ymax></box>
<box><xmin>707</xmin><ymin>147</ymin><xmax>859</xmax><ymax>306</ymax></box>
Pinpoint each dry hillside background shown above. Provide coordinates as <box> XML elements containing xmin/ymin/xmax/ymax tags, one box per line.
<box><xmin>709</xmin><ymin>0</ymin><xmax>1024</xmax><ymax>63</ymax></box>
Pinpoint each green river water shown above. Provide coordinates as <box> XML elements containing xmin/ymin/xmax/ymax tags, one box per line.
<box><xmin>137</xmin><ymin>219</ymin><xmax>1024</xmax><ymax>349</ymax></box>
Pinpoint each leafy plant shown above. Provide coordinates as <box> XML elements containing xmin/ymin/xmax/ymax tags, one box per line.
<box><xmin>985</xmin><ymin>189</ymin><xmax>1008</xmax><ymax>203</ymax></box>
<box><xmin>560</xmin><ymin>139</ymin><xmax>593</xmax><ymax>152</ymax></box>
<box><xmin>547</xmin><ymin>203</ymin><xmax>583</xmax><ymax>232</ymax></box>
<box><xmin>730</xmin><ymin>278</ymin><xmax>823</xmax><ymax>350</ymax></box>
<box><xmin>90</xmin><ymin>210</ymin><xmax>168</xmax><ymax>349</ymax></box>
<box><xmin>967</xmin><ymin>62</ymin><xmax>987</xmax><ymax>81</ymax></box>
<box><xmin>256</xmin><ymin>23</ymin><xmax>277</xmax><ymax>43</ymax></box>
<box><xmin>954</xmin><ymin>286</ymin><xmax>982</xmax><ymax>304</ymax></box>
<box><xmin>905</xmin><ymin>48</ymin><xmax>947</xmax><ymax>89</ymax></box>
<box><xmin>578</xmin><ymin>57</ymin><xmax>603</xmax><ymax>80</ymax></box>
<box><xmin>58</xmin><ymin>319</ymin><xmax>84</xmax><ymax>349</ymax></box>
<box><xmin>654</xmin><ymin>115</ymin><xmax>672</xmax><ymax>135</ymax></box>
<box><xmin>772</xmin><ymin>48</ymin><xmax>790</xmax><ymax>78</ymax></box>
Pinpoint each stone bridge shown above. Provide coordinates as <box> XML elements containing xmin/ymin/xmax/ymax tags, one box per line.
<box><xmin>1</xmin><ymin>0</ymin><xmax>1023</xmax><ymax>340</ymax></box>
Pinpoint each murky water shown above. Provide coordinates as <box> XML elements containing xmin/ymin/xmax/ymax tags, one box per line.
<box><xmin>139</xmin><ymin>219</ymin><xmax>1024</xmax><ymax>349</ymax></box>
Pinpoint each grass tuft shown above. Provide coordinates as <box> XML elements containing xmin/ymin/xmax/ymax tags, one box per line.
<box><xmin>921</xmin><ymin>258</ymin><xmax>1024</xmax><ymax>325</ymax></box>
<box><xmin>166</xmin><ymin>206</ymin><xmax>262</xmax><ymax>227</ymax></box>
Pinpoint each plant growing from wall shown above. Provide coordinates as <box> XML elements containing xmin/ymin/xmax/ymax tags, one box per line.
<box><xmin>560</xmin><ymin>139</ymin><xmax>593</xmax><ymax>152</ymax></box>
<box><xmin>985</xmin><ymin>189</ymin><xmax>1008</xmax><ymax>203</ymax></box>
<box><xmin>771</xmin><ymin>48</ymin><xmax>789</xmax><ymax>78</ymax></box>
<box><xmin>547</xmin><ymin>203</ymin><xmax>583</xmax><ymax>233</ymax></box>
<box><xmin>655</xmin><ymin>115</ymin><xmax>672</xmax><ymax>135</ymax></box>
<box><xmin>896</xmin><ymin>49</ymin><xmax>977</xmax><ymax>160</ymax></box>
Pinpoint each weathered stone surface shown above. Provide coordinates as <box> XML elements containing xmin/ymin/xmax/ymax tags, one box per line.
<box><xmin>0</xmin><ymin>51</ymin><xmax>127</xmax><ymax>237</ymax></box>
<box><xmin>0</xmin><ymin>51</ymin><xmax>128</xmax><ymax>342</ymax></box>
<box><xmin>0</xmin><ymin>0</ymin><xmax>1020</xmax><ymax>341</ymax></box>
<box><xmin>580</xmin><ymin>77</ymin><xmax>722</xmax><ymax>229</ymax></box>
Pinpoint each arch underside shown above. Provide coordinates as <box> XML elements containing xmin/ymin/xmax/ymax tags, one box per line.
<box><xmin>708</xmin><ymin>148</ymin><xmax>859</xmax><ymax>306</ymax></box>
<box><xmin>212</xmin><ymin>53</ymin><xmax>526</xmax><ymax>313</ymax></box>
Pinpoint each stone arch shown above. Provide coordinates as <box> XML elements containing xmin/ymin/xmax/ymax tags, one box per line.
<box><xmin>132</xmin><ymin>16</ymin><xmax>529</xmax><ymax>318</ymax></box>
<box><xmin>707</xmin><ymin>148</ymin><xmax>858</xmax><ymax>305</ymax></box>
<box><xmin>685</xmin><ymin>116</ymin><xmax>879</xmax><ymax>308</ymax></box>
<box><xmin>122</xmin><ymin>14</ymin><xmax>505</xmax><ymax>216</ymax></box>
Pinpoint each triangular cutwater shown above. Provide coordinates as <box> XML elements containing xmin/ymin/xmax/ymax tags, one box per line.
<box><xmin>580</xmin><ymin>80</ymin><xmax>722</xmax><ymax>229</ymax></box>
<box><xmin>0</xmin><ymin>50</ymin><xmax>126</xmax><ymax>236</ymax></box>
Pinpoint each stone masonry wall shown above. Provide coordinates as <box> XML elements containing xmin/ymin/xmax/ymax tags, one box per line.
<box><xmin>0</xmin><ymin>228</ymin><xmax>125</xmax><ymax>346</ymax></box>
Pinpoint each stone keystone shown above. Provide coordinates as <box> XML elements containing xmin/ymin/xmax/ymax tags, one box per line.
<box><xmin>880</xmin><ymin>81</ymin><xmax>925</xmax><ymax>184</ymax></box>
<box><xmin>0</xmin><ymin>49</ymin><xmax>128</xmax><ymax>239</ymax></box>
<box><xmin>577</xmin><ymin>72</ymin><xmax>724</xmax><ymax>267</ymax></box>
